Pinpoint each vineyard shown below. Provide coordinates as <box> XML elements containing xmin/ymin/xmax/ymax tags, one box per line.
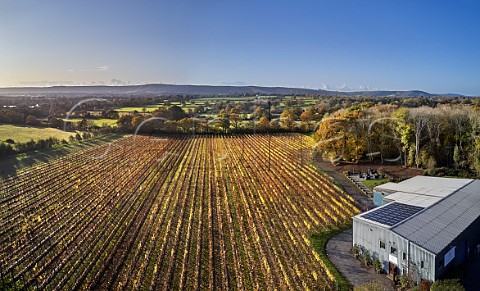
<box><xmin>0</xmin><ymin>134</ymin><xmax>359</xmax><ymax>290</ymax></box>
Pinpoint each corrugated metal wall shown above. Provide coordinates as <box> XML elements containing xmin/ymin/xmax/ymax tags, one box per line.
<box><xmin>407</xmin><ymin>243</ymin><xmax>435</xmax><ymax>282</ymax></box>
<box><xmin>353</xmin><ymin>218</ymin><xmax>435</xmax><ymax>281</ymax></box>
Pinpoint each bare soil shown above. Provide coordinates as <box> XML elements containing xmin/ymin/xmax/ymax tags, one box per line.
<box><xmin>317</xmin><ymin>157</ymin><xmax>424</xmax><ymax>181</ymax></box>
<box><xmin>314</xmin><ymin>156</ymin><xmax>424</xmax><ymax>212</ymax></box>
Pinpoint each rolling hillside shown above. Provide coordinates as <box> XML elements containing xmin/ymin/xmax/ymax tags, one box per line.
<box><xmin>0</xmin><ymin>84</ymin><xmax>463</xmax><ymax>97</ymax></box>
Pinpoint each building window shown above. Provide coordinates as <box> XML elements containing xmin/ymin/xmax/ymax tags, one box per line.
<box><xmin>391</xmin><ymin>247</ymin><xmax>397</xmax><ymax>255</ymax></box>
<box><xmin>380</xmin><ymin>241</ymin><xmax>385</xmax><ymax>249</ymax></box>
<box><xmin>402</xmin><ymin>252</ymin><xmax>406</xmax><ymax>261</ymax></box>
<box><xmin>421</xmin><ymin>260</ymin><xmax>424</xmax><ymax>268</ymax></box>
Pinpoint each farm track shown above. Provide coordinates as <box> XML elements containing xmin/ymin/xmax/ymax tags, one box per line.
<box><xmin>0</xmin><ymin>134</ymin><xmax>359</xmax><ymax>290</ymax></box>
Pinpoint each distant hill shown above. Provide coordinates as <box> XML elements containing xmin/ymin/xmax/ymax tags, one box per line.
<box><xmin>0</xmin><ymin>84</ymin><xmax>466</xmax><ymax>98</ymax></box>
<box><xmin>344</xmin><ymin>90</ymin><xmax>434</xmax><ymax>97</ymax></box>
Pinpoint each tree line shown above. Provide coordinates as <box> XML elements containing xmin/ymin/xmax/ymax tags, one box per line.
<box><xmin>0</xmin><ymin>132</ymin><xmax>96</xmax><ymax>158</ymax></box>
<box><xmin>313</xmin><ymin>103</ymin><xmax>480</xmax><ymax>177</ymax></box>
<box><xmin>2</xmin><ymin>94</ymin><xmax>479</xmax><ymax>177</ymax></box>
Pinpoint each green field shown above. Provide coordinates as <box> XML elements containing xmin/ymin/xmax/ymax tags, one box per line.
<box><xmin>0</xmin><ymin>125</ymin><xmax>76</xmax><ymax>143</ymax></box>
<box><xmin>116</xmin><ymin>103</ymin><xmax>197</xmax><ymax>113</ymax></box>
<box><xmin>99</xmin><ymin>95</ymin><xmax>318</xmax><ymax>118</ymax></box>
<box><xmin>92</xmin><ymin>119</ymin><xmax>118</xmax><ymax>126</ymax></box>
<box><xmin>195</xmin><ymin>95</ymin><xmax>273</xmax><ymax>102</ymax></box>
<box><xmin>115</xmin><ymin>105</ymin><xmax>161</xmax><ymax>112</ymax></box>
<box><xmin>62</xmin><ymin>118</ymin><xmax>118</xmax><ymax>127</ymax></box>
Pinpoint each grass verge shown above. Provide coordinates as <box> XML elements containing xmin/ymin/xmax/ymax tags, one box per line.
<box><xmin>310</xmin><ymin>224</ymin><xmax>353</xmax><ymax>291</ymax></box>
<box><xmin>0</xmin><ymin>124</ymin><xmax>76</xmax><ymax>143</ymax></box>
<box><xmin>360</xmin><ymin>178</ymin><xmax>389</xmax><ymax>190</ymax></box>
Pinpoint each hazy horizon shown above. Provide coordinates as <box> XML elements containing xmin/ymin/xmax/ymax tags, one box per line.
<box><xmin>0</xmin><ymin>82</ymin><xmax>472</xmax><ymax>97</ymax></box>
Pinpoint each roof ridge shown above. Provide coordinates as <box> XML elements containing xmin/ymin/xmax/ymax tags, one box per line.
<box><xmin>392</xmin><ymin>179</ymin><xmax>479</xmax><ymax>254</ymax></box>
<box><xmin>391</xmin><ymin>179</ymin><xmax>476</xmax><ymax>231</ymax></box>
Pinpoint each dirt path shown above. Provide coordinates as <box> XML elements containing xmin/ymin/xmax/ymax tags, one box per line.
<box><xmin>326</xmin><ymin>229</ymin><xmax>395</xmax><ymax>290</ymax></box>
<box><xmin>316</xmin><ymin>156</ymin><xmax>395</xmax><ymax>289</ymax></box>
<box><xmin>315</xmin><ymin>156</ymin><xmax>374</xmax><ymax>212</ymax></box>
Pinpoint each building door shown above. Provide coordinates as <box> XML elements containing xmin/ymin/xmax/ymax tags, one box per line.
<box><xmin>389</xmin><ymin>262</ymin><xmax>396</xmax><ymax>277</ymax></box>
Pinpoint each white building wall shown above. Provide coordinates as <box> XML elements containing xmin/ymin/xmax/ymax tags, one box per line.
<box><xmin>407</xmin><ymin>243</ymin><xmax>436</xmax><ymax>282</ymax></box>
<box><xmin>353</xmin><ymin>218</ymin><xmax>435</xmax><ymax>280</ymax></box>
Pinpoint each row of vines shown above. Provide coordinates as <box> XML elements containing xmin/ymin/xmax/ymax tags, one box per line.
<box><xmin>0</xmin><ymin>133</ymin><xmax>359</xmax><ymax>290</ymax></box>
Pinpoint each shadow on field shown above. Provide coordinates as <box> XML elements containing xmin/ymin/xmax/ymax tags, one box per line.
<box><xmin>0</xmin><ymin>134</ymin><xmax>124</xmax><ymax>179</ymax></box>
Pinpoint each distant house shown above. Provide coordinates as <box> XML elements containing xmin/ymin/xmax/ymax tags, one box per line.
<box><xmin>353</xmin><ymin>176</ymin><xmax>480</xmax><ymax>282</ymax></box>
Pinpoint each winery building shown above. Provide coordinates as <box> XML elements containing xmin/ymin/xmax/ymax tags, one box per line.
<box><xmin>352</xmin><ymin>176</ymin><xmax>480</xmax><ymax>282</ymax></box>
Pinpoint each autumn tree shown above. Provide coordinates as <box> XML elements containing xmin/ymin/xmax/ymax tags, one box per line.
<box><xmin>270</xmin><ymin>119</ymin><xmax>281</xmax><ymax>130</ymax></box>
<box><xmin>194</xmin><ymin>105</ymin><xmax>205</xmax><ymax>114</ymax></box>
<box><xmin>131</xmin><ymin>115</ymin><xmax>145</xmax><ymax>131</ymax></box>
<box><xmin>252</xmin><ymin>106</ymin><xmax>265</xmax><ymax>120</ymax></box>
<box><xmin>365</xmin><ymin>105</ymin><xmax>402</xmax><ymax>163</ymax></box>
<box><xmin>300</xmin><ymin>107</ymin><xmax>315</xmax><ymax>131</ymax></box>
<box><xmin>179</xmin><ymin>118</ymin><xmax>193</xmax><ymax>133</ymax></box>
<box><xmin>341</xmin><ymin>109</ymin><xmax>370</xmax><ymax>161</ymax></box>
<box><xmin>314</xmin><ymin>114</ymin><xmax>349</xmax><ymax>162</ymax></box>
<box><xmin>313</xmin><ymin>109</ymin><xmax>369</xmax><ymax>162</ymax></box>
<box><xmin>229</xmin><ymin>108</ymin><xmax>241</xmax><ymax>132</ymax></box>
<box><xmin>257</xmin><ymin>116</ymin><xmax>270</xmax><ymax>132</ymax></box>
<box><xmin>408</xmin><ymin>107</ymin><xmax>434</xmax><ymax>168</ymax></box>
<box><xmin>393</xmin><ymin>108</ymin><xmax>414</xmax><ymax>166</ymax></box>
<box><xmin>117</xmin><ymin>115</ymin><xmax>133</xmax><ymax>132</ymax></box>
<box><xmin>26</xmin><ymin>115</ymin><xmax>40</xmax><ymax>126</ymax></box>
<box><xmin>470</xmin><ymin>109</ymin><xmax>480</xmax><ymax>177</ymax></box>
<box><xmin>167</xmin><ymin>105</ymin><xmax>186</xmax><ymax>121</ymax></box>
<box><xmin>448</xmin><ymin>106</ymin><xmax>471</xmax><ymax>168</ymax></box>
<box><xmin>280</xmin><ymin>108</ymin><xmax>296</xmax><ymax>130</ymax></box>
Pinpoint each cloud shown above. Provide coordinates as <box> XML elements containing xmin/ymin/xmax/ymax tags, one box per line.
<box><xmin>17</xmin><ymin>80</ymin><xmax>76</xmax><ymax>86</ymax></box>
<box><xmin>338</xmin><ymin>83</ymin><xmax>352</xmax><ymax>91</ymax></box>
<box><xmin>220</xmin><ymin>81</ymin><xmax>246</xmax><ymax>86</ymax></box>
<box><xmin>15</xmin><ymin>79</ymin><xmax>128</xmax><ymax>87</ymax></box>
<box><xmin>66</xmin><ymin>68</ymin><xmax>84</xmax><ymax>72</ymax></box>
<box><xmin>98</xmin><ymin>66</ymin><xmax>109</xmax><ymax>71</ymax></box>
<box><xmin>110</xmin><ymin>78</ymin><xmax>127</xmax><ymax>85</ymax></box>
<box><xmin>320</xmin><ymin>83</ymin><xmax>330</xmax><ymax>90</ymax></box>
<box><xmin>358</xmin><ymin>85</ymin><xmax>371</xmax><ymax>91</ymax></box>
<box><xmin>91</xmin><ymin>81</ymin><xmax>106</xmax><ymax>85</ymax></box>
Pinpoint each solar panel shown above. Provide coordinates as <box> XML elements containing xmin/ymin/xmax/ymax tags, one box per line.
<box><xmin>361</xmin><ymin>202</ymin><xmax>424</xmax><ymax>226</ymax></box>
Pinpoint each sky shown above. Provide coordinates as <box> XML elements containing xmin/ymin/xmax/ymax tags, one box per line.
<box><xmin>1</xmin><ymin>0</ymin><xmax>480</xmax><ymax>95</ymax></box>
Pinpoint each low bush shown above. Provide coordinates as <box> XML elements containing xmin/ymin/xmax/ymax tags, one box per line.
<box><xmin>363</xmin><ymin>249</ymin><xmax>372</xmax><ymax>267</ymax></box>
<box><xmin>430</xmin><ymin>279</ymin><xmax>465</xmax><ymax>291</ymax></box>
<box><xmin>352</xmin><ymin>244</ymin><xmax>360</xmax><ymax>259</ymax></box>
<box><xmin>373</xmin><ymin>257</ymin><xmax>383</xmax><ymax>274</ymax></box>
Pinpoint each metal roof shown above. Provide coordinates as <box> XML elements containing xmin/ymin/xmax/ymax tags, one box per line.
<box><xmin>383</xmin><ymin>191</ymin><xmax>442</xmax><ymax>208</ymax></box>
<box><xmin>392</xmin><ymin>180</ymin><xmax>480</xmax><ymax>254</ymax></box>
<box><xmin>373</xmin><ymin>176</ymin><xmax>473</xmax><ymax>198</ymax></box>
